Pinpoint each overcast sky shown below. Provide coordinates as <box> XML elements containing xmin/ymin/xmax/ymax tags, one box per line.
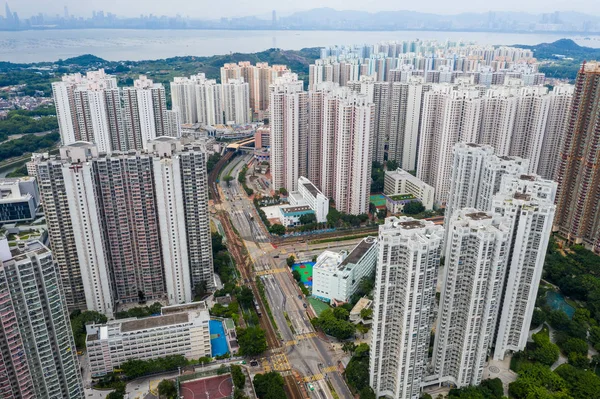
<box><xmin>8</xmin><ymin>0</ymin><xmax>600</xmax><ymax>19</ymax></box>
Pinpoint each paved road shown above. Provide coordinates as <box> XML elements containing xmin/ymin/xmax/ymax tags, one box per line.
<box><xmin>215</xmin><ymin>156</ymin><xmax>354</xmax><ymax>399</ymax></box>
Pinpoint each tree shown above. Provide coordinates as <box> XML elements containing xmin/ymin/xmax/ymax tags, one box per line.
<box><xmin>292</xmin><ymin>270</ymin><xmax>301</xmax><ymax>282</ymax></box>
<box><xmin>253</xmin><ymin>372</ymin><xmax>286</xmax><ymax>399</ymax></box>
<box><xmin>286</xmin><ymin>255</ymin><xmax>296</xmax><ymax>267</ymax></box>
<box><xmin>279</xmin><ymin>187</ymin><xmax>288</xmax><ymax>196</ymax></box>
<box><xmin>217</xmin><ymin>365</ymin><xmax>228</xmax><ymax>375</ymax></box>
<box><xmin>342</xmin><ymin>342</ymin><xmax>357</xmax><ymax>354</ymax></box>
<box><xmin>311</xmin><ymin>309</ymin><xmax>355</xmax><ymax>340</ymax></box>
<box><xmin>224</xmin><ymin>175</ymin><xmax>234</xmax><ymax>184</ymax></box>
<box><xmin>558</xmin><ymin>337</ymin><xmax>588</xmax><ymax>357</ymax></box>
<box><xmin>269</xmin><ymin>224</ymin><xmax>286</xmax><ymax>236</ymax></box>
<box><xmin>377</xmin><ymin>208</ymin><xmax>387</xmax><ymax>219</ymax></box>
<box><xmin>234</xmin><ymin>388</ymin><xmax>250</xmax><ymax>399</ymax></box>
<box><xmin>528</xmin><ymin>329</ymin><xmax>560</xmax><ymax>366</ymax></box>
<box><xmin>386</xmin><ymin>160</ymin><xmax>399</xmax><ymax>171</ymax></box>
<box><xmin>360</xmin><ymin>308</ymin><xmax>373</xmax><ymax>319</ymax></box>
<box><xmin>480</xmin><ymin>378</ymin><xmax>504</xmax><ymax>398</ymax></box>
<box><xmin>237</xmin><ymin>286</ymin><xmax>255</xmax><ymax>309</ymax></box>
<box><xmin>403</xmin><ymin>201</ymin><xmax>425</xmax><ymax>215</ymax></box>
<box><xmin>531</xmin><ymin>308</ymin><xmax>546</xmax><ymax>330</ymax></box>
<box><xmin>198</xmin><ymin>356</ymin><xmax>212</xmax><ymax>365</ymax></box>
<box><xmin>360</xmin><ymin>386</ymin><xmax>377</xmax><ymax>399</ymax></box>
<box><xmin>333</xmin><ymin>307</ymin><xmax>349</xmax><ymax>321</ymax></box>
<box><xmin>345</xmin><ymin>343</ymin><xmax>370</xmax><ymax>392</ymax></box>
<box><xmin>231</xmin><ymin>364</ymin><xmax>246</xmax><ymax>389</ymax></box>
<box><xmin>238</xmin><ymin>326</ymin><xmax>268</xmax><ymax>356</ymax></box>
<box><xmin>299</xmin><ymin>213</ymin><xmax>317</xmax><ymax>225</ymax></box>
<box><xmin>194</xmin><ymin>281</ymin><xmax>208</xmax><ymax>299</ymax></box>
<box><xmin>158</xmin><ymin>379</ymin><xmax>177</xmax><ymax>399</ymax></box>
<box><xmin>106</xmin><ymin>392</ymin><xmax>124</xmax><ymax>399</ymax></box>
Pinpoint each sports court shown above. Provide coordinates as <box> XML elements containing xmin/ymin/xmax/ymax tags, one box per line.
<box><xmin>209</xmin><ymin>319</ymin><xmax>228</xmax><ymax>356</ymax></box>
<box><xmin>370</xmin><ymin>194</ymin><xmax>387</xmax><ymax>208</ymax></box>
<box><xmin>180</xmin><ymin>374</ymin><xmax>233</xmax><ymax>399</ymax></box>
<box><xmin>292</xmin><ymin>261</ymin><xmax>315</xmax><ymax>287</ymax></box>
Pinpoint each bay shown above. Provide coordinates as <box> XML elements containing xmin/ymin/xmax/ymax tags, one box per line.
<box><xmin>0</xmin><ymin>29</ymin><xmax>599</xmax><ymax>63</ymax></box>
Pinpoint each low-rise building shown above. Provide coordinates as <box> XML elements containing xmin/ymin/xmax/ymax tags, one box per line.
<box><xmin>0</xmin><ymin>177</ymin><xmax>39</xmax><ymax>223</ymax></box>
<box><xmin>278</xmin><ymin>205</ymin><xmax>315</xmax><ymax>227</ymax></box>
<box><xmin>86</xmin><ymin>302</ymin><xmax>211</xmax><ymax>377</ymax></box>
<box><xmin>289</xmin><ymin>176</ymin><xmax>329</xmax><ymax>223</ymax></box>
<box><xmin>384</xmin><ymin>194</ymin><xmax>420</xmax><ymax>214</ymax></box>
<box><xmin>350</xmin><ymin>297</ymin><xmax>373</xmax><ymax>324</ymax></box>
<box><xmin>312</xmin><ymin>237</ymin><xmax>378</xmax><ymax>303</ymax></box>
<box><xmin>384</xmin><ymin>168</ymin><xmax>434</xmax><ymax>210</ymax></box>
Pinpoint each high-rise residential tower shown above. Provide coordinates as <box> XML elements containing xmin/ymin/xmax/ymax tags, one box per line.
<box><xmin>370</xmin><ymin>217</ymin><xmax>443</xmax><ymax>399</ymax></box>
<box><xmin>35</xmin><ymin>138</ymin><xmax>213</xmax><ymax>316</ymax></box>
<box><xmin>417</xmin><ymin>84</ymin><xmax>483</xmax><ymax>206</ymax></box>
<box><xmin>555</xmin><ymin>62</ymin><xmax>600</xmax><ymax>253</ymax></box>
<box><xmin>269</xmin><ymin>73</ymin><xmax>309</xmax><ymax>192</ymax></box>
<box><xmin>222</xmin><ymin>78</ymin><xmax>251</xmax><ymax>124</ymax></box>
<box><xmin>433</xmin><ymin>210</ymin><xmax>510</xmax><ymax>387</ymax></box>
<box><xmin>0</xmin><ymin>240</ymin><xmax>83</xmax><ymax>399</ymax></box>
<box><xmin>492</xmin><ymin>174</ymin><xmax>557</xmax><ymax>359</ymax></box>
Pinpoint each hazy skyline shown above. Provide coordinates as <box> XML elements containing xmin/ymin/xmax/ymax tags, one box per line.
<box><xmin>7</xmin><ymin>0</ymin><xmax>600</xmax><ymax>19</ymax></box>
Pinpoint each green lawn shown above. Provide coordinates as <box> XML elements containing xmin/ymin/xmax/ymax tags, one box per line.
<box><xmin>308</xmin><ymin>297</ymin><xmax>331</xmax><ymax>316</ymax></box>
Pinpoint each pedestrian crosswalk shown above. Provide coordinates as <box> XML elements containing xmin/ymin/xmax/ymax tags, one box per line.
<box><xmin>302</xmin><ymin>366</ymin><xmax>338</xmax><ymax>382</ymax></box>
<box><xmin>255</xmin><ymin>268</ymin><xmax>287</xmax><ymax>276</ymax></box>
<box><xmin>284</xmin><ymin>332</ymin><xmax>318</xmax><ymax>347</ymax></box>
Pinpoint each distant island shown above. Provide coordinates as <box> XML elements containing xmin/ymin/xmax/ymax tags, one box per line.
<box><xmin>3</xmin><ymin>6</ymin><xmax>600</xmax><ymax>34</ymax></box>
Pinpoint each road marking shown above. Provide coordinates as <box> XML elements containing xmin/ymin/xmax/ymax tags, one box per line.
<box><xmin>304</xmin><ymin>374</ymin><xmax>323</xmax><ymax>382</ymax></box>
<box><xmin>322</xmin><ymin>366</ymin><xmax>338</xmax><ymax>373</ymax></box>
<box><xmin>255</xmin><ymin>268</ymin><xmax>287</xmax><ymax>276</ymax></box>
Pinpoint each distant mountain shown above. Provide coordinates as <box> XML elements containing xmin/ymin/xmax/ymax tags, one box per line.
<box><xmin>274</xmin><ymin>8</ymin><xmax>600</xmax><ymax>32</ymax></box>
<box><xmin>516</xmin><ymin>39</ymin><xmax>600</xmax><ymax>59</ymax></box>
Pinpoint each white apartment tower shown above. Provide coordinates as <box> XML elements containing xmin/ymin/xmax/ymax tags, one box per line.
<box><xmin>0</xmin><ymin>240</ymin><xmax>84</xmax><ymax>399</ymax></box>
<box><xmin>122</xmin><ymin>75</ymin><xmax>169</xmax><ymax>150</ymax></box>
<box><xmin>222</xmin><ymin>78</ymin><xmax>251</xmax><ymax>124</ymax></box>
<box><xmin>433</xmin><ymin>210</ymin><xmax>510</xmax><ymax>387</ymax></box>
<box><xmin>417</xmin><ymin>84</ymin><xmax>483</xmax><ymax>206</ymax></box>
<box><xmin>170</xmin><ymin>74</ymin><xmax>202</xmax><ymax>124</ymax></box>
<box><xmin>333</xmin><ymin>93</ymin><xmax>374</xmax><ymax>215</ymax></box>
<box><xmin>34</xmin><ymin>139</ymin><xmax>213</xmax><ymax>317</ymax></box>
<box><xmin>195</xmin><ymin>77</ymin><xmax>223</xmax><ymax>125</ymax></box>
<box><xmin>492</xmin><ymin>174</ymin><xmax>557</xmax><ymax>360</ymax></box>
<box><xmin>269</xmin><ymin>73</ymin><xmax>309</xmax><ymax>192</ymax></box>
<box><xmin>388</xmin><ymin>77</ymin><xmax>431</xmax><ymax>171</ymax></box>
<box><xmin>444</xmin><ymin>143</ymin><xmax>528</xmax><ymax>243</ymax></box>
<box><xmin>370</xmin><ymin>217</ymin><xmax>443</xmax><ymax>399</ymax></box>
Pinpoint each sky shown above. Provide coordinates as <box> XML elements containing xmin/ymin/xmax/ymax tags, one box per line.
<box><xmin>8</xmin><ymin>0</ymin><xmax>600</xmax><ymax>19</ymax></box>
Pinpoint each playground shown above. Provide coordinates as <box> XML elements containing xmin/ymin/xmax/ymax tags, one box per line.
<box><xmin>180</xmin><ymin>374</ymin><xmax>233</xmax><ymax>399</ymax></box>
<box><xmin>292</xmin><ymin>261</ymin><xmax>315</xmax><ymax>287</ymax></box>
<box><xmin>209</xmin><ymin>320</ymin><xmax>228</xmax><ymax>357</ymax></box>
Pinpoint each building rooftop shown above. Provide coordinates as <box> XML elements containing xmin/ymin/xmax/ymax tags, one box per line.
<box><xmin>514</xmin><ymin>192</ymin><xmax>531</xmax><ymax>201</ymax></box>
<box><xmin>339</xmin><ymin>237</ymin><xmax>376</xmax><ymax>270</ymax></box>
<box><xmin>280</xmin><ymin>205</ymin><xmax>314</xmax><ymax>217</ymax></box>
<box><xmin>466</xmin><ymin>212</ymin><xmax>491</xmax><ymax>220</ymax></box>
<box><xmin>388</xmin><ymin>193</ymin><xmax>416</xmax><ymax>201</ymax></box>
<box><xmin>302</xmin><ymin>181</ymin><xmax>320</xmax><ymax>198</ymax></box>
<box><xmin>520</xmin><ymin>174</ymin><xmax>536</xmax><ymax>181</ymax></box>
<box><xmin>350</xmin><ymin>297</ymin><xmax>372</xmax><ymax>316</ymax></box>
<box><xmin>120</xmin><ymin>313</ymin><xmax>189</xmax><ymax>333</ymax></box>
<box><xmin>399</xmin><ymin>220</ymin><xmax>425</xmax><ymax>229</ymax></box>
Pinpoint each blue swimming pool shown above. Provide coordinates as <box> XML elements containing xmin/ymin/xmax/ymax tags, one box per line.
<box><xmin>209</xmin><ymin>319</ymin><xmax>228</xmax><ymax>357</ymax></box>
<box><xmin>546</xmin><ymin>291</ymin><xmax>575</xmax><ymax>319</ymax></box>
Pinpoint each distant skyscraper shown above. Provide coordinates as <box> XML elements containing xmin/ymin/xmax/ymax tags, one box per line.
<box><xmin>53</xmin><ymin>71</ymin><xmax>175</xmax><ymax>153</ymax></box>
<box><xmin>222</xmin><ymin>78</ymin><xmax>251</xmax><ymax>124</ymax></box>
<box><xmin>417</xmin><ymin>84</ymin><xmax>483</xmax><ymax>206</ymax></box>
<box><xmin>272</xmin><ymin>10</ymin><xmax>277</xmax><ymax>27</ymax></box>
<box><xmin>555</xmin><ymin>62</ymin><xmax>600</xmax><ymax>253</ymax></box>
<box><xmin>370</xmin><ymin>217</ymin><xmax>443</xmax><ymax>399</ymax></box>
<box><xmin>0</xmin><ymin>240</ymin><xmax>83</xmax><ymax>399</ymax></box>
<box><xmin>269</xmin><ymin>73</ymin><xmax>308</xmax><ymax>192</ymax></box>
<box><xmin>492</xmin><ymin>173</ymin><xmax>556</xmax><ymax>359</ymax></box>
<box><xmin>433</xmin><ymin>209</ymin><xmax>510</xmax><ymax>387</ymax></box>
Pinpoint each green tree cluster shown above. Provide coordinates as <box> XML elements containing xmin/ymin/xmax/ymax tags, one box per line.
<box><xmin>269</xmin><ymin>223</ymin><xmax>286</xmax><ymax>236</ymax></box>
<box><xmin>448</xmin><ymin>378</ymin><xmax>503</xmax><ymax>398</ymax></box>
<box><xmin>206</xmin><ymin>152</ymin><xmax>222</xmax><ymax>173</ymax></box>
<box><xmin>344</xmin><ymin>343</ymin><xmax>370</xmax><ymax>393</ymax></box>
<box><xmin>371</xmin><ymin>161</ymin><xmax>385</xmax><ymax>193</ymax></box>
<box><xmin>70</xmin><ymin>310</ymin><xmax>108</xmax><ymax>350</ymax></box>
<box><xmin>120</xmin><ymin>355</ymin><xmax>187</xmax><ymax>379</ymax></box>
<box><xmin>0</xmin><ymin>132</ymin><xmax>59</xmax><ymax>161</ymax></box>
<box><xmin>115</xmin><ymin>302</ymin><xmax>162</xmax><ymax>319</ymax></box>
<box><xmin>311</xmin><ymin>308</ymin><xmax>355</xmax><ymax>340</ymax></box>
<box><xmin>231</xmin><ymin>364</ymin><xmax>246</xmax><ymax>389</ymax></box>
<box><xmin>157</xmin><ymin>379</ymin><xmax>177</xmax><ymax>399</ymax></box>
<box><xmin>0</xmin><ymin>109</ymin><xmax>58</xmax><ymax>140</ymax></box>
<box><xmin>403</xmin><ymin>201</ymin><xmax>425</xmax><ymax>215</ymax></box>
<box><xmin>210</xmin><ymin>302</ymin><xmax>239</xmax><ymax>319</ymax></box>
<box><xmin>253</xmin><ymin>372</ymin><xmax>286</xmax><ymax>399</ymax></box>
<box><xmin>527</xmin><ymin>327</ymin><xmax>560</xmax><ymax>366</ymax></box>
<box><xmin>237</xmin><ymin>326</ymin><xmax>268</xmax><ymax>356</ymax></box>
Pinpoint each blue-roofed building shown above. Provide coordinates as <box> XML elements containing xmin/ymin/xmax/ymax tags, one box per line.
<box><xmin>278</xmin><ymin>205</ymin><xmax>315</xmax><ymax>227</ymax></box>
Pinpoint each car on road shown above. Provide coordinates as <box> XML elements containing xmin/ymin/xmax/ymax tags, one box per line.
<box><xmin>298</xmin><ymin>295</ymin><xmax>302</xmax><ymax>299</ymax></box>
<box><xmin>273</xmin><ymin>255</ymin><xmax>279</xmax><ymax>258</ymax></box>
<box><xmin>303</xmin><ymin>303</ymin><xmax>308</xmax><ymax>308</ymax></box>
